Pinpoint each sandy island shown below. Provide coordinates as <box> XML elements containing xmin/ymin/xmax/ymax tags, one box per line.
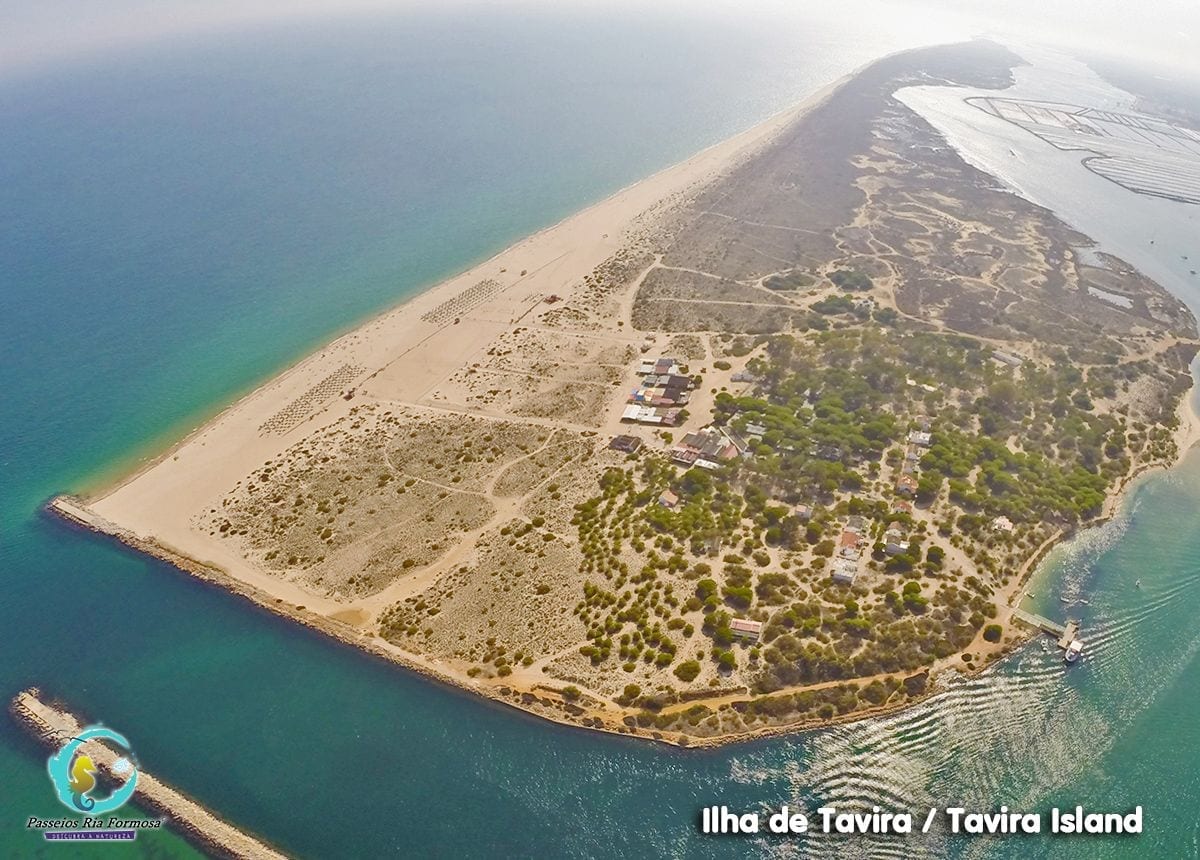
<box><xmin>52</xmin><ymin>68</ymin><xmax>854</xmax><ymax>744</ymax></box>
<box><xmin>50</xmin><ymin>41</ymin><xmax>1200</xmax><ymax>747</ymax></box>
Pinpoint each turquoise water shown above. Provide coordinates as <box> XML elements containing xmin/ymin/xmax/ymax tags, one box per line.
<box><xmin>3</xmin><ymin>9</ymin><xmax>1199</xmax><ymax>858</ymax></box>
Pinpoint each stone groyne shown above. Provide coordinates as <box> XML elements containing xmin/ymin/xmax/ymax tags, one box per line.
<box><xmin>10</xmin><ymin>687</ymin><xmax>288</xmax><ymax>859</ymax></box>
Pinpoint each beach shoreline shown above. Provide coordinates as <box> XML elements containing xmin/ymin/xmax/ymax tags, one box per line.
<box><xmin>76</xmin><ymin>72</ymin><xmax>854</xmax><ymax>507</ymax></box>
<box><xmin>48</xmin><ymin>67</ymin><xmax>868</xmax><ymax>748</ymax></box>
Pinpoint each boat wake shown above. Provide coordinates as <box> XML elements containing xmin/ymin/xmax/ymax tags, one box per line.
<box><xmin>725</xmin><ymin>562</ymin><xmax>1200</xmax><ymax>858</ymax></box>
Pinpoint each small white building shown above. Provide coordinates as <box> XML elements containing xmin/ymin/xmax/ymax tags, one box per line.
<box><xmin>833</xmin><ymin>559</ymin><xmax>858</xmax><ymax>585</ymax></box>
<box><xmin>992</xmin><ymin>515</ymin><xmax>1015</xmax><ymax>533</ymax></box>
<box><xmin>622</xmin><ymin>404</ymin><xmax>660</xmax><ymax>424</ymax></box>
<box><xmin>730</xmin><ymin>618</ymin><xmax>763</xmax><ymax>641</ymax></box>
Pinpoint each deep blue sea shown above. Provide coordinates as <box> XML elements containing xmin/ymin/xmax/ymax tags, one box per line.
<box><xmin>3</xmin><ymin>8</ymin><xmax>1200</xmax><ymax>858</ymax></box>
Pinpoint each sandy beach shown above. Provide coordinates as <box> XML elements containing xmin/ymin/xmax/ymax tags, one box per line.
<box><xmin>83</xmin><ymin>89</ymin><xmax>838</xmax><ymax>578</ymax></box>
<box><xmin>51</xmin><ymin>72</ymin><xmax>860</xmax><ymax>744</ymax></box>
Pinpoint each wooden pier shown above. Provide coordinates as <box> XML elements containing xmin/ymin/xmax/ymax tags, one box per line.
<box><xmin>1009</xmin><ymin>607</ymin><xmax>1081</xmax><ymax>652</ymax></box>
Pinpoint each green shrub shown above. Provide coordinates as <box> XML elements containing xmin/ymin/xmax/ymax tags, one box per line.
<box><xmin>829</xmin><ymin>269</ymin><xmax>872</xmax><ymax>291</ymax></box>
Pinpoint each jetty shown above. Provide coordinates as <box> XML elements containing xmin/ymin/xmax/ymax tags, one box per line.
<box><xmin>1009</xmin><ymin>607</ymin><xmax>1081</xmax><ymax>652</ymax></box>
<box><xmin>9</xmin><ymin>688</ymin><xmax>287</xmax><ymax>860</ymax></box>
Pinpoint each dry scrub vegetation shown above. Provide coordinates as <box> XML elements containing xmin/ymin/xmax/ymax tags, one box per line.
<box><xmin>200</xmin><ymin>406</ymin><xmax>594</xmax><ymax>604</ymax></box>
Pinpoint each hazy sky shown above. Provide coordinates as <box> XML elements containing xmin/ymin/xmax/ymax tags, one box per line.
<box><xmin>2</xmin><ymin>0</ymin><xmax>1198</xmax><ymax>81</ymax></box>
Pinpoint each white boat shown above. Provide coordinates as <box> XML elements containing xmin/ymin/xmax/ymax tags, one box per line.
<box><xmin>1064</xmin><ymin>640</ymin><xmax>1084</xmax><ymax>663</ymax></box>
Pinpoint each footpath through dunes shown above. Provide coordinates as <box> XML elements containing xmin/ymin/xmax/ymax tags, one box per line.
<box><xmin>42</xmin><ymin>59</ymin><xmax>859</xmax><ymax>746</ymax></box>
<box><xmin>10</xmin><ymin>688</ymin><xmax>288</xmax><ymax>860</ymax></box>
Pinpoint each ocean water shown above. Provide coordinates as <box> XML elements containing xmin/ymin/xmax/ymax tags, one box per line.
<box><xmin>2</xmin><ymin>8</ymin><xmax>1199</xmax><ymax>859</ymax></box>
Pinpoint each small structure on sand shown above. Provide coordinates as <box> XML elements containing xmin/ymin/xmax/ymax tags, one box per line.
<box><xmin>670</xmin><ymin>427</ymin><xmax>739</xmax><ymax>469</ymax></box>
<box><xmin>908</xmin><ymin>430</ymin><xmax>933</xmax><ymax>447</ymax></box>
<box><xmin>883</xmin><ymin>528</ymin><xmax>909</xmax><ymax>556</ymax></box>
<box><xmin>608</xmin><ymin>434</ymin><xmax>642</xmax><ymax>454</ymax></box>
<box><xmin>621</xmin><ymin>404</ymin><xmax>680</xmax><ymax>426</ymax></box>
<box><xmin>730</xmin><ymin>618</ymin><xmax>763</xmax><ymax>641</ymax></box>
<box><xmin>833</xmin><ymin>559</ymin><xmax>858</xmax><ymax>585</ymax></box>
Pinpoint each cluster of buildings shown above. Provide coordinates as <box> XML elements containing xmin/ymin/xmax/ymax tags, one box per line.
<box><xmin>833</xmin><ymin>515</ymin><xmax>868</xmax><ymax>585</ymax></box>
<box><xmin>620</xmin><ymin>357</ymin><xmax>695</xmax><ymax>427</ymax></box>
<box><xmin>670</xmin><ymin>427</ymin><xmax>744</xmax><ymax>470</ymax></box>
<box><xmin>895</xmin><ymin>419</ymin><xmax>932</xmax><ymax>497</ymax></box>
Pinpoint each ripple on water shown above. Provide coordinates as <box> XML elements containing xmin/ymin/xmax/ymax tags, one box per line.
<box><xmin>725</xmin><ymin>638</ymin><xmax>1118</xmax><ymax>858</ymax></box>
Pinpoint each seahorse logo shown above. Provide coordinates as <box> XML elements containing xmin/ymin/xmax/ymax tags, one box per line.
<box><xmin>67</xmin><ymin>754</ymin><xmax>98</xmax><ymax>810</ymax></box>
<box><xmin>47</xmin><ymin>725</ymin><xmax>138</xmax><ymax>815</ymax></box>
